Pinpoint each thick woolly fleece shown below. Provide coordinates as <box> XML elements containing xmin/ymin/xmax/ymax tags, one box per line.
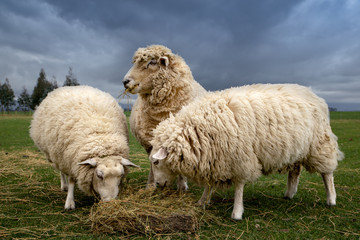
<box><xmin>30</xmin><ymin>86</ymin><xmax>129</xmax><ymax>195</ymax></box>
<box><xmin>151</xmin><ymin>84</ymin><xmax>344</xmax><ymax>187</ymax></box>
<box><xmin>129</xmin><ymin>45</ymin><xmax>206</xmax><ymax>153</ymax></box>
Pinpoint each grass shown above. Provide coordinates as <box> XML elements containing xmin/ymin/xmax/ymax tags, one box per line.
<box><xmin>0</xmin><ymin>111</ymin><xmax>359</xmax><ymax>239</ymax></box>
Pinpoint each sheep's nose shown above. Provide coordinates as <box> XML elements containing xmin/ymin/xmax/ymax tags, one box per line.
<box><xmin>156</xmin><ymin>181</ymin><xmax>167</xmax><ymax>188</ymax></box>
<box><xmin>123</xmin><ymin>79</ymin><xmax>130</xmax><ymax>88</ymax></box>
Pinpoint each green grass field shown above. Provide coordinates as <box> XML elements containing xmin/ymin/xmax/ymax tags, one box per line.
<box><xmin>0</xmin><ymin>112</ymin><xmax>359</xmax><ymax>239</ymax></box>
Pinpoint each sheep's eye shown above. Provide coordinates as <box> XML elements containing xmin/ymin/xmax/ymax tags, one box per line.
<box><xmin>96</xmin><ymin>171</ymin><xmax>104</xmax><ymax>180</ymax></box>
<box><xmin>147</xmin><ymin>59</ymin><xmax>157</xmax><ymax>68</ymax></box>
<box><xmin>153</xmin><ymin>160</ymin><xmax>159</xmax><ymax>165</ymax></box>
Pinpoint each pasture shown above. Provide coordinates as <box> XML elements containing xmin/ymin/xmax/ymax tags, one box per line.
<box><xmin>0</xmin><ymin>112</ymin><xmax>359</xmax><ymax>239</ymax></box>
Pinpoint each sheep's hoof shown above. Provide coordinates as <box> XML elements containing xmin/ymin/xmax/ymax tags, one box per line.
<box><xmin>326</xmin><ymin>202</ymin><xmax>336</xmax><ymax>207</ymax></box>
<box><xmin>145</xmin><ymin>183</ymin><xmax>157</xmax><ymax>191</ymax></box>
<box><xmin>177</xmin><ymin>182</ymin><xmax>189</xmax><ymax>192</ymax></box>
<box><xmin>61</xmin><ymin>186</ymin><xmax>68</xmax><ymax>192</ymax></box>
<box><xmin>196</xmin><ymin>200</ymin><xmax>206</xmax><ymax>209</ymax></box>
<box><xmin>65</xmin><ymin>201</ymin><xmax>75</xmax><ymax>210</ymax></box>
<box><xmin>231</xmin><ymin>213</ymin><xmax>243</xmax><ymax>221</ymax></box>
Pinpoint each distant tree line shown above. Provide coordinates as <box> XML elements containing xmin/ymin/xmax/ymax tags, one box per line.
<box><xmin>0</xmin><ymin>67</ymin><xmax>79</xmax><ymax>112</ymax></box>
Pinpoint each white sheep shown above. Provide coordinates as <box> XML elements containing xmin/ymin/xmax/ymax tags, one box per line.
<box><xmin>122</xmin><ymin>45</ymin><xmax>206</xmax><ymax>190</ymax></box>
<box><xmin>30</xmin><ymin>86</ymin><xmax>138</xmax><ymax>210</ymax></box>
<box><xmin>150</xmin><ymin>84</ymin><xmax>344</xmax><ymax>220</ymax></box>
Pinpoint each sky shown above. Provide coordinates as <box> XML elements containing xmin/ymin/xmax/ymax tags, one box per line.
<box><xmin>0</xmin><ymin>0</ymin><xmax>359</xmax><ymax>111</ymax></box>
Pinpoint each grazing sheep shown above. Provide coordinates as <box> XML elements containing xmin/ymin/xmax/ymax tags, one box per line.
<box><xmin>150</xmin><ymin>84</ymin><xmax>344</xmax><ymax>220</ymax></box>
<box><xmin>122</xmin><ymin>45</ymin><xmax>206</xmax><ymax>190</ymax></box>
<box><xmin>30</xmin><ymin>86</ymin><xmax>138</xmax><ymax>210</ymax></box>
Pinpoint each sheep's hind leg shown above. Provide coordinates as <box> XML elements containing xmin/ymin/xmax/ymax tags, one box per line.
<box><xmin>60</xmin><ymin>172</ymin><xmax>68</xmax><ymax>192</ymax></box>
<box><xmin>177</xmin><ymin>175</ymin><xmax>188</xmax><ymax>192</ymax></box>
<box><xmin>284</xmin><ymin>163</ymin><xmax>302</xmax><ymax>199</ymax></box>
<box><xmin>322</xmin><ymin>172</ymin><xmax>336</xmax><ymax>206</ymax></box>
<box><xmin>231</xmin><ymin>181</ymin><xmax>245</xmax><ymax>220</ymax></box>
<box><xmin>64</xmin><ymin>177</ymin><xmax>76</xmax><ymax>210</ymax></box>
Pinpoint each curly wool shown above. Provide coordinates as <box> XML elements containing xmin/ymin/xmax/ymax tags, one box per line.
<box><xmin>151</xmin><ymin>84</ymin><xmax>344</xmax><ymax>187</ymax></box>
<box><xmin>130</xmin><ymin>45</ymin><xmax>206</xmax><ymax>153</ymax></box>
<box><xmin>132</xmin><ymin>45</ymin><xmax>175</xmax><ymax>64</ymax></box>
<box><xmin>30</xmin><ymin>86</ymin><xmax>129</xmax><ymax>195</ymax></box>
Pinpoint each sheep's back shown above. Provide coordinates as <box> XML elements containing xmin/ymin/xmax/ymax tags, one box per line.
<box><xmin>157</xmin><ymin>84</ymin><xmax>333</xmax><ymax>186</ymax></box>
<box><xmin>223</xmin><ymin>84</ymin><xmax>330</xmax><ymax>173</ymax></box>
<box><xmin>30</xmin><ymin>86</ymin><xmax>128</xmax><ymax>173</ymax></box>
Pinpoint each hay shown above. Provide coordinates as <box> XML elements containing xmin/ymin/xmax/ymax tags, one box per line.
<box><xmin>89</xmin><ymin>187</ymin><xmax>202</xmax><ymax>235</ymax></box>
<box><xmin>118</xmin><ymin>89</ymin><xmax>132</xmax><ymax>112</ymax></box>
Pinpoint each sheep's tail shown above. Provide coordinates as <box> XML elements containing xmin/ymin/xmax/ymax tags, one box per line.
<box><xmin>331</xmin><ymin>132</ymin><xmax>344</xmax><ymax>161</ymax></box>
<box><xmin>337</xmin><ymin>148</ymin><xmax>344</xmax><ymax>161</ymax></box>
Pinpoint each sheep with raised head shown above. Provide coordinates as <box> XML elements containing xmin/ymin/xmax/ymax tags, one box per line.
<box><xmin>122</xmin><ymin>45</ymin><xmax>206</xmax><ymax>190</ymax></box>
<box><xmin>30</xmin><ymin>86</ymin><xmax>138</xmax><ymax>210</ymax></box>
<box><xmin>150</xmin><ymin>84</ymin><xmax>344</xmax><ymax>220</ymax></box>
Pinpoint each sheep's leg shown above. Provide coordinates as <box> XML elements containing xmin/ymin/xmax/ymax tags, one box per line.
<box><xmin>231</xmin><ymin>181</ymin><xmax>245</xmax><ymax>220</ymax></box>
<box><xmin>60</xmin><ymin>172</ymin><xmax>68</xmax><ymax>192</ymax></box>
<box><xmin>284</xmin><ymin>164</ymin><xmax>302</xmax><ymax>199</ymax></box>
<box><xmin>197</xmin><ymin>185</ymin><xmax>213</xmax><ymax>207</ymax></box>
<box><xmin>146</xmin><ymin>164</ymin><xmax>156</xmax><ymax>189</ymax></box>
<box><xmin>321</xmin><ymin>172</ymin><xmax>336</xmax><ymax>206</ymax></box>
<box><xmin>64</xmin><ymin>177</ymin><xmax>76</xmax><ymax>210</ymax></box>
<box><xmin>177</xmin><ymin>175</ymin><xmax>188</xmax><ymax>192</ymax></box>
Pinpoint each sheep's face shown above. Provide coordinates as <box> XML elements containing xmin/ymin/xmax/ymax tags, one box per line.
<box><xmin>150</xmin><ymin>147</ymin><xmax>177</xmax><ymax>188</ymax></box>
<box><xmin>123</xmin><ymin>56</ymin><xmax>170</xmax><ymax>94</ymax></box>
<box><xmin>80</xmin><ymin>157</ymin><xmax>139</xmax><ymax>201</ymax></box>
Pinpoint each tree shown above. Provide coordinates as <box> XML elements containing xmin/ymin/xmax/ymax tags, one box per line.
<box><xmin>17</xmin><ymin>87</ymin><xmax>32</xmax><ymax>111</ymax></box>
<box><xmin>43</xmin><ymin>75</ymin><xmax>58</xmax><ymax>99</ymax></box>
<box><xmin>30</xmin><ymin>69</ymin><xmax>58</xmax><ymax>110</ymax></box>
<box><xmin>0</xmin><ymin>78</ymin><xmax>15</xmax><ymax>112</ymax></box>
<box><xmin>63</xmin><ymin>67</ymin><xmax>79</xmax><ymax>86</ymax></box>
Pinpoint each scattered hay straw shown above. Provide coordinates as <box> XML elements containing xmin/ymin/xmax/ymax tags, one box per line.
<box><xmin>89</xmin><ymin>187</ymin><xmax>202</xmax><ymax>235</ymax></box>
<box><xmin>118</xmin><ymin>88</ymin><xmax>132</xmax><ymax>111</ymax></box>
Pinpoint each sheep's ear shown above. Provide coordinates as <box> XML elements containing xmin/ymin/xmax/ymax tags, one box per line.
<box><xmin>121</xmin><ymin>158</ymin><xmax>140</xmax><ymax>168</ymax></box>
<box><xmin>78</xmin><ymin>158</ymin><xmax>97</xmax><ymax>167</ymax></box>
<box><xmin>152</xmin><ymin>147</ymin><xmax>168</xmax><ymax>160</ymax></box>
<box><xmin>159</xmin><ymin>56</ymin><xmax>169</xmax><ymax>67</ymax></box>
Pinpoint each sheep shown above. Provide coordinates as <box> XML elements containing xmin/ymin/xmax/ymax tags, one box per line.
<box><xmin>30</xmin><ymin>86</ymin><xmax>139</xmax><ymax>210</ymax></box>
<box><xmin>149</xmin><ymin>84</ymin><xmax>344</xmax><ymax>220</ymax></box>
<box><xmin>122</xmin><ymin>45</ymin><xmax>206</xmax><ymax>190</ymax></box>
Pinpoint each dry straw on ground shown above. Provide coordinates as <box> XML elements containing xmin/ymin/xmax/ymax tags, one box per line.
<box><xmin>89</xmin><ymin>187</ymin><xmax>206</xmax><ymax>235</ymax></box>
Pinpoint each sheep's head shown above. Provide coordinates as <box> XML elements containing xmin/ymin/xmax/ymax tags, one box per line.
<box><xmin>122</xmin><ymin>45</ymin><xmax>177</xmax><ymax>95</ymax></box>
<box><xmin>79</xmin><ymin>156</ymin><xmax>138</xmax><ymax>201</ymax></box>
<box><xmin>150</xmin><ymin>147</ymin><xmax>177</xmax><ymax>188</ymax></box>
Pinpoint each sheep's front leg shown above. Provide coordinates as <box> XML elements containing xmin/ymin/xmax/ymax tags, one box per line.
<box><xmin>64</xmin><ymin>177</ymin><xmax>76</xmax><ymax>210</ymax></box>
<box><xmin>322</xmin><ymin>172</ymin><xmax>336</xmax><ymax>206</ymax></box>
<box><xmin>146</xmin><ymin>164</ymin><xmax>156</xmax><ymax>189</ymax></box>
<box><xmin>284</xmin><ymin>164</ymin><xmax>302</xmax><ymax>199</ymax></box>
<box><xmin>197</xmin><ymin>185</ymin><xmax>213</xmax><ymax>207</ymax></box>
<box><xmin>177</xmin><ymin>175</ymin><xmax>188</xmax><ymax>192</ymax></box>
<box><xmin>60</xmin><ymin>172</ymin><xmax>68</xmax><ymax>192</ymax></box>
<box><xmin>231</xmin><ymin>181</ymin><xmax>245</xmax><ymax>220</ymax></box>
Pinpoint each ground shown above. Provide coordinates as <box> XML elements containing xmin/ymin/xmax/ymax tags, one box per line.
<box><xmin>0</xmin><ymin>111</ymin><xmax>359</xmax><ymax>239</ymax></box>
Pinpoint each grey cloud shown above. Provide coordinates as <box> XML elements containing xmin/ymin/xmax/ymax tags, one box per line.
<box><xmin>0</xmin><ymin>0</ymin><xmax>359</xmax><ymax>110</ymax></box>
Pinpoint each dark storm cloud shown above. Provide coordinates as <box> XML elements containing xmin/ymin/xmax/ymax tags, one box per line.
<box><xmin>0</xmin><ymin>0</ymin><xmax>359</xmax><ymax>110</ymax></box>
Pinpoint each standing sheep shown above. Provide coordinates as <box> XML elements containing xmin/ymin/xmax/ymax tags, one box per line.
<box><xmin>122</xmin><ymin>45</ymin><xmax>206</xmax><ymax>190</ymax></box>
<box><xmin>30</xmin><ymin>86</ymin><xmax>138</xmax><ymax>210</ymax></box>
<box><xmin>150</xmin><ymin>84</ymin><xmax>344</xmax><ymax>220</ymax></box>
